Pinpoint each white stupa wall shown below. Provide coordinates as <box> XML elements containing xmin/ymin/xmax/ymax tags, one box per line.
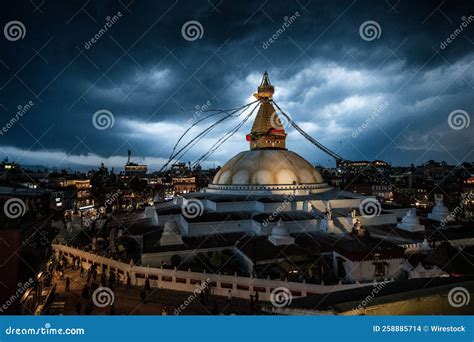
<box><xmin>157</xmin><ymin>214</ymin><xmax>182</xmax><ymax>226</ymax></box>
<box><xmin>309</xmin><ymin>200</ymin><xmax>327</xmax><ymax>212</ymax></box>
<box><xmin>333</xmin><ymin>216</ymin><xmax>354</xmax><ymax>233</ymax></box>
<box><xmin>214</xmin><ymin>201</ymin><xmax>259</xmax><ymax>212</ymax></box>
<box><xmin>258</xmin><ymin>220</ymin><xmax>318</xmax><ymax>236</ymax></box>
<box><xmin>357</xmin><ymin>213</ymin><xmax>398</xmax><ymax>226</ymax></box>
<box><xmin>327</xmin><ymin>199</ymin><xmax>363</xmax><ymax>209</ymax></box>
<box><xmin>203</xmin><ymin>199</ymin><xmax>217</xmax><ymax>211</ymax></box>
<box><xmin>185</xmin><ymin>219</ymin><xmax>254</xmax><ymax>236</ymax></box>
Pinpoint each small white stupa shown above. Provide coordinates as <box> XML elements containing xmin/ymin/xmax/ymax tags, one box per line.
<box><xmin>159</xmin><ymin>218</ymin><xmax>184</xmax><ymax>246</ymax></box>
<box><xmin>408</xmin><ymin>263</ymin><xmax>448</xmax><ymax>279</ymax></box>
<box><xmin>428</xmin><ymin>199</ymin><xmax>452</xmax><ymax>222</ymax></box>
<box><xmin>397</xmin><ymin>208</ymin><xmax>425</xmax><ymax>232</ymax></box>
<box><xmin>268</xmin><ymin>220</ymin><xmax>295</xmax><ymax>246</ymax></box>
<box><xmin>419</xmin><ymin>238</ymin><xmax>431</xmax><ymax>251</ymax></box>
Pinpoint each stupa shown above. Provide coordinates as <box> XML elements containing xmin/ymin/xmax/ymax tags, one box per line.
<box><xmin>397</xmin><ymin>208</ymin><xmax>425</xmax><ymax>232</ymax></box>
<box><xmin>268</xmin><ymin>220</ymin><xmax>295</xmax><ymax>246</ymax></box>
<box><xmin>159</xmin><ymin>217</ymin><xmax>183</xmax><ymax>246</ymax></box>
<box><xmin>154</xmin><ymin>72</ymin><xmax>398</xmax><ymax>238</ymax></box>
<box><xmin>142</xmin><ymin>72</ymin><xmax>416</xmax><ymax>286</ymax></box>
<box><xmin>207</xmin><ymin>72</ymin><xmax>328</xmax><ymax>196</ymax></box>
<box><xmin>428</xmin><ymin>199</ymin><xmax>452</xmax><ymax>223</ymax></box>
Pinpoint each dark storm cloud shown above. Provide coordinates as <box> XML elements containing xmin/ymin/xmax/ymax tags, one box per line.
<box><xmin>0</xmin><ymin>0</ymin><xmax>472</xmax><ymax>170</ymax></box>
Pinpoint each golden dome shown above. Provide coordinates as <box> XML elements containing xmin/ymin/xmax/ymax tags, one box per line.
<box><xmin>212</xmin><ymin>149</ymin><xmax>324</xmax><ymax>185</ymax></box>
<box><xmin>211</xmin><ymin>72</ymin><xmax>325</xmax><ymax>189</ymax></box>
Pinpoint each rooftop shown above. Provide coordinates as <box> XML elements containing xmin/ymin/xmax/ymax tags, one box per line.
<box><xmin>281</xmin><ymin>277</ymin><xmax>474</xmax><ymax>313</ymax></box>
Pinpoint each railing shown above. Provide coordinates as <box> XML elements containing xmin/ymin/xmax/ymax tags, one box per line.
<box><xmin>53</xmin><ymin>244</ymin><xmax>372</xmax><ymax>301</ymax></box>
<box><xmin>207</xmin><ymin>183</ymin><xmax>329</xmax><ymax>191</ymax></box>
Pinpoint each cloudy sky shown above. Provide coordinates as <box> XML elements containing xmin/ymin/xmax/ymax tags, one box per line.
<box><xmin>0</xmin><ymin>0</ymin><xmax>473</xmax><ymax>171</ymax></box>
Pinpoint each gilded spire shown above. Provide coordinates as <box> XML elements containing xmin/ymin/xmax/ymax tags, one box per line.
<box><xmin>246</xmin><ymin>72</ymin><xmax>287</xmax><ymax>150</ymax></box>
<box><xmin>253</xmin><ymin>71</ymin><xmax>275</xmax><ymax>100</ymax></box>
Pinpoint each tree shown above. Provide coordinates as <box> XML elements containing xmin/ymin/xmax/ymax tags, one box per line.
<box><xmin>170</xmin><ymin>254</ymin><xmax>181</xmax><ymax>267</ymax></box>
<box><xmin>210</xmin><ymin>251</ymin><xmax>228</xmax><ymax>269</ymax></box>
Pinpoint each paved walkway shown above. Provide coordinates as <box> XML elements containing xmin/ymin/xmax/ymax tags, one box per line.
<box><xmin>54</xmin><ymin>267</ymin><xmax>259</xmax><ymax>315</ymax></box>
